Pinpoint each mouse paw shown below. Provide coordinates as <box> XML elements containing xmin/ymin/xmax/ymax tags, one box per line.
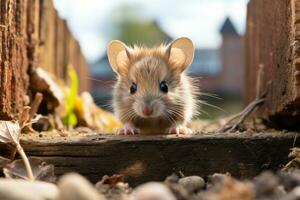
<box><xmin>167</xmin><ymin>125</ymin><xmax>193</xmax><ymax>135</ymax></box>
<box><xmin>117</xmin><ymin>124</ymin><xmax>140</xmax><ymax>135</ymax></box>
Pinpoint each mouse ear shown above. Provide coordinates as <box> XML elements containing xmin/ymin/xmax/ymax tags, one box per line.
<box><xmin>166</xmin><ymin>37</ymin><xmax>194</xmax><ymax>72</ymax></box>
<box><xmin>107</xmin><ymin>40</ymin><xmax>132</xmax><ymax>74</ymax></box>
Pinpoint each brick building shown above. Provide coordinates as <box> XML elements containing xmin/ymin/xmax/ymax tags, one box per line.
<box><xmin>195</xmin><ymin>17</ymin><xmax>245</xmax><ymax>97</ymax></box>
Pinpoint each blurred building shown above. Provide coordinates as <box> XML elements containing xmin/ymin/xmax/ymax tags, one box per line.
<box><xmin>195</xmin><ymin>17</ymin><xmax>245</xmax><ymax>97</ymax></box>
<box><xmin>90</xmin><ymin>17</ymin><xmax>244</xmax><ymax>107</ymax></box>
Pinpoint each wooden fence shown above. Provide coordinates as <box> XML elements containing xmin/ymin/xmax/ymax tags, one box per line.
<box><xmin>246</xmin><ymin>0</ymin><xmax>300</xmax><ymax>125</ymax></box>
<box><xmin>0</xmin><ymin>0</ymin><xmax>89</xmax><ymax>120</ymax></box>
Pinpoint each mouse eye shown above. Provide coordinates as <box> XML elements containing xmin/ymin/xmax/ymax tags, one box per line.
<box><xmin>130</xmin><ymin>82</ymin><xmax>137</xmax><ymax>94</ymax></box>
<box><xmin>159</xmin><ymin>81</ymin><xmax>168</xmax><ymax>93</ymax></box>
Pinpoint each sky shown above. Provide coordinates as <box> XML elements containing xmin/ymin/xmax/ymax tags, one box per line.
<box><xmin>53</xmin><ymin>0</ymin><xmax>249</xmax><ymax>63</ymax></box>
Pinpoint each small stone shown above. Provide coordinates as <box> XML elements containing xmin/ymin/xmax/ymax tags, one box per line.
<box><xmin>254</xmin><ymin>171</ymin><xmax>280</xmax><ymax>198</ymax></box>
<box><xmin>278</xmin><ymin>170</ymin><xmax>300</xmax><ymax>191</ymax></box>
<box><xmin>0</xmin><ymin>179</ymin><xmax>58</xmax><ymax>200</ymax></box>
<box><xmin>207</xmin><ymin>173</ymin><xmax>230</xmax><ymax>188</ymax></box>
<box><xmin>132</xmin><ymin>182</ymin><xmax>176</xmax><ymax>200</ymax></box>
<box><xmin>285</xmin><ymin>186</ymin><xmax>300</xmax><ymax>200</ymax></box>
<box><xmin>178</xmin><ymin>176</ymin><xmax>205</xmax><ymax>193</ymax></box>
<box><xmin>57</xmin><ymin>173</ymin><xmax>107</xmax><ymax>200</ymax></box>
<box><xmin>164</xmin><ymin>173</ymin><xmax>179</xmax><ymax>184</ymax></box>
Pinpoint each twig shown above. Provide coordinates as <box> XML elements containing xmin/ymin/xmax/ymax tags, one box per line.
<box><xmin>293</xmin><ymin>134</ymin><xmax>298</xmax><ymax>148</ymax></box>
<box><xmin>19</xmin><ymin>107</ymin><xmax>30</xmax><ymax>128</ymax></box>
<box><xmin>220</xmin><ymin>64</ymin><xmax>267</xmax><ymax>132</ymax></box>
<box><xmin>21</xmin><ymin>93</ymin><xmax>43</xmax><ymax>132</ymax></box>
<box><xmin>227</xmin><ymin>98</ymin><xmax>265</xmax><ymax>132</ymax></box>
<box><xmin>29</xmin><ymin>92</ymin><xmax>43</xmax><ymax>120</ymax></box>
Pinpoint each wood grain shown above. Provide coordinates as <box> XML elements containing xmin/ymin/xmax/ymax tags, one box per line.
<box><xmin>6</xmin><ymin>133</ymin><xmax>298</xmax><ymax>186</ymax></box>
<box><xmin>0</xmin><ymin>0</ymin><xmax>90</xmax><ymax>120</ymax></box>
<box><xmin>246</xmin><ymin>0</ymin><xmax>300</xmax><ymax>127</ymax></box>
<box><xmin>0</xmin><ymin>0</ymin><xmax>29</xmax><ymax>119</ymax></box>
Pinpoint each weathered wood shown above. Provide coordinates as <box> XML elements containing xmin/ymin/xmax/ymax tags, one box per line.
<box><xmin>78</xmin><ymin>49</ymin><xmax>90</xmax><ymax>92</ymax></box>
<box><xmin>38</xmin><ymin>0</ymin><xmax>56</xmax><ymax>74</ymax></box>
<box><xmin>0</xmin><ymin>0</ymin><xmax>90</xmax><ymax>119</ymax></box>
<box><xmin>66</xmin><ymin>34</ymin><xmax>90</xmax><ymax>92</ymax></box>
<box><xmin>246</xmin><ymin>0</ymin><xmax>300</xmax><ymax>126</ymax></box>
<box><xmin>12</xmin><ymin>133</ymin><xmax>300</xmax><ymax>186</ymax></box>
<box><xmin>0</xmin><ymin>0</ymin><xmax>30</xmax><ymax>119</ymax></box>
<box><xmin>55</xmin><ymin>17</ymin><xmax>66</xmax><ymax>80</ymax></box>
<box><xmin>26</xmin><ymin>0</ymin><xmax>40</xmax><ymax>70</ymax></box>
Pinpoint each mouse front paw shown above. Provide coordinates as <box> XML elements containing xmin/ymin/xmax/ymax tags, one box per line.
<box><xmin>117</xmin><ymin>123</ymin><xmax>140</xmax><ymax>135</ymax></box>
<box><xmin>167</xmin><ymin>124</ymin><xmax>193</xmax><ymax>135</ymax></box>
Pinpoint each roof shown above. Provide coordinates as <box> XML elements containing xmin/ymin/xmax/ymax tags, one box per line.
<box><xmin>220</xmin><ymin>17</ymin><xmax>238</xmax><ymax>36</ymax></box>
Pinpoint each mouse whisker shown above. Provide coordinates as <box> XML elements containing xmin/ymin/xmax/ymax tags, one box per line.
<box><xmin>199</xmin><ymin>92</ymin><xmax>223</xmax><ymax>100</ymax></box>
<box><xmin>166</xmin><ymin>108</ymin><xmax>185</xmax><ymax>120</ymax></box>
<box><xmin>198</xmin><ymin>100</ymin><xmax>226</xmax><ymax>113</ymax></box>
<box><xmin>164</xmin><ymin>110</ymin><xmax>177</xmax><ymax>124</ymax></box>
<box><xmin>120</xmin><ymin>109</ymin><xmax>137</xmax><ymax>122</ymax></box>
<box><xmin>197</xmin><ymin>108</ymin><xmax>210</xmax><ymax>117</ymax></box>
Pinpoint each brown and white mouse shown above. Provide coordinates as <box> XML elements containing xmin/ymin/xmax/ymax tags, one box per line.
<box><xmin>107</xmin><ymin>37</ymin><xmax>198</xmax><ymax>135</ymax></box>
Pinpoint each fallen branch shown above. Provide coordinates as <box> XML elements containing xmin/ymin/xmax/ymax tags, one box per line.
<box><xmin>221</xmin><ymin>98</ymin><xmax>265</xmax><ymax>132</ymax></box>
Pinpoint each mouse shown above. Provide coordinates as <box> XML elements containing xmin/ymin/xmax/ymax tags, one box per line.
<box><xmin>107</xmin><ymin>37</ymin><xmax>198</xmax><ymax>135</ymax></box>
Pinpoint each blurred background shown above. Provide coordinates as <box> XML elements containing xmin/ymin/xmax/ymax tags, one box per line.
<box><xmin>53</xmin><ymin>0</ymin><xmax>249</xmax><ymax>120</ymax></box>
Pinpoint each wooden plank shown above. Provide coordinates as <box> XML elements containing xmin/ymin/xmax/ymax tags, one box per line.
<box><xmin>26</xmin><ymin>0</ymin><xmax>40</xmax><ymax>71</ymax></box>
<box><xmin>60</xmin><ymin>20</ymin><xmax>70</xmax><ymax>80</ymax></box>
<box><xmin>245</xmin><ymin>0</ymin><xmax>300</xmax><ymax>127</ymax></box>
<box><xmin>78</xmin><ymin>52</ymin><xmax>90</xmax><ymax>92</ymax></box>
<box><xmin>66</xmin><ymin>34</ymin><xmax>90</xmax><ymax>92</ymax></box>
<box><xmin>11</xmin><ymin>132</ymin><xmax>299</xmax><ymax>186</ymax></box>
<box><xmin>38</xmin><ymin>0</ymin><xmax>56</xmax><ymax>74</ymax></box>
<box><xmin>55</xmin><ymin>17</ymin><xmax>65</xmax><ymax>80</ymax></box>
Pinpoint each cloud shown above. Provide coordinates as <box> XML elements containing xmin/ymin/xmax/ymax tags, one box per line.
<box><xmin>53</xmin><ymin>0</ymin><xmax>248</xmax><ymax>62</ymax></box>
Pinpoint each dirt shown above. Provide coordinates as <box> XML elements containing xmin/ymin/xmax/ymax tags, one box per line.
<box><xmin>19</xmin><ymin>115</ymin><xmax>298</xmax><ymax>142</ymax></box>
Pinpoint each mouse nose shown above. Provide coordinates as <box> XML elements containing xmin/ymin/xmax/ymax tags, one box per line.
<box><xmin>142</xmin><ymin>106</ymin><xmax>153</xmax><ymax>116</ymax></box>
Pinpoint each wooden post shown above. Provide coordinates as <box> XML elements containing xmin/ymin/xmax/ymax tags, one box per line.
<box><xmin>0</xmin><ymin>0</ymin><xmax>90</xmax><ymax>120</ymax></box>
<box><xmin>246</xmin><ymin>0</ymin><xmax>300</xmax><ymax>126</ymax></box>
<box><xmin>0</xmin><ymin>0</ymin><xmax>30</xmax><ymax>119</ymax></box>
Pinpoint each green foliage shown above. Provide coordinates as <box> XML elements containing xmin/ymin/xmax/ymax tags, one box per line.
<box><xmin>118</xmin><ymin>20</ymin><xmax>171</xmax><ymax>47</ymax></box>
<box><xmin>63</xmin><ymin>67</ymin><xmax>78</xmax><ymax>129</ymax></box>
<box><xmin>109</xmin><ymin>3</ymin><xmax>171</xmax><ymax>47</ymax></box>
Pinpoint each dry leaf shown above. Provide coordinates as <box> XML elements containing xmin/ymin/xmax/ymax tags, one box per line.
<box><xmin>0</xmin><ymin>121</ymin><xmax>34</xmax><ymax>180</ymax></box>
<box><xmin>3</xmin><ymin>157</ymin><xmax>56</xmax><ymax>182</ymax></box>
<box><xmin>0</xmin><ymin>156</ymin><xmax>11</xmax><ymax>168</ymax></box>
<box><xmin>0</xmin><ymin>121</ymin><xmax>21</xmax><ymax>143</ymax></box>
<box><xmin>282</xmin><ymin>148</ymin><xmax>300</xmax><ymax>172</ymax></box>
<box><xmin>99</xmin><ymin>174</ymin><xmax>124</xmax><ymax>187</ymax></box>
<box><xmin>289</xmin><ymin>148</ymin><xmax>300</xmax><ymax>158</ymax></box>
<box><xmin>75</xmin><ymin>92</ymin><xmax>122</xmax><ymax>133</ymax></box>
<box><xmin>30</xmin><ymin>67</ymin><xmax>64</xmax><ymax>112</ymax></box>
<box><xmin>95</xmin><ymin>174</ymin><xmax>131</xmax><ymax>200</ymax></box>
